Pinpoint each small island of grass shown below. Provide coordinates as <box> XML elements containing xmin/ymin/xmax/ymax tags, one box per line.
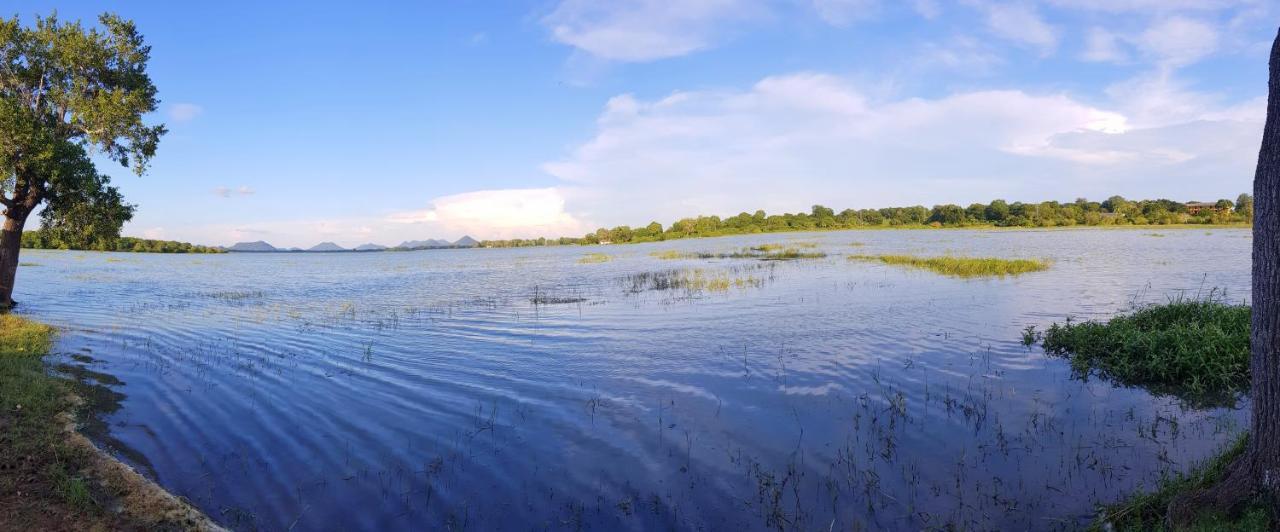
<box><xmin>1039</xmin><ymin>298</ymin><xmax>1250</xmax><ymax>404</ymax></box>
<box><xmin>577</xmin><ymin>252</ymin><xmax>613</xmax><ymax>264</ymax></box>
<box><xmin>849</xmin><ymin>254</ymin><xmax>1050</xmax><ymax>278</ymax></box>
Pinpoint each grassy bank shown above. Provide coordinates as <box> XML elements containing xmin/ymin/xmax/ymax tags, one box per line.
<box><xmin>849</xmin><ymin>254</ymin><xmax>1050</xmax><ymax>278</ymax></box>
<box><xmin>1040</xmin><ymin>299</ymin><xmax>1250</xmax><ymax>405</ymax></box>
<box><xmin>0</xmin><ymin>314</ymin><xmax>222</xmax><ymax>531</ymax></box>
<box><xmin>1093</xmin><ymin>435</ymin><xmax>1271</xmax><ymax>531</ymax></box>
<box><xmin>1033</xmin><ymin>299</ymin><xmax>1268</xmax><ymax>529</ymax></box>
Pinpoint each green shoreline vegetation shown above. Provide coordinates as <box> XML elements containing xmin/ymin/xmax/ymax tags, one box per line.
<box><xmin>21</xmin><ymin>230</ymin><xmax>223</xmax><ymax>254</ymax></box>
<box><xmin>1030</xmin><ymin>299</ymin><xmax>1268</xmax><ymax>530</ymax></box>
<box><xmin>850</xmin><ymin>254</ymin><xmax>1050</xmax><ymax>278</ymax></box>
<box><xmin>481</xmin><ymin>194</ymin><xmax>1253</xmax><ymax>248</ymax></box>
<box><xmin>1</xmin><ymin>314</ymin><xmax>220</xmax><ymax>530</ymax></box>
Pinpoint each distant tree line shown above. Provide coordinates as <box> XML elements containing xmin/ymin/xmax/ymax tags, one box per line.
<box><xmin>21</xmin><ymin>230</ymin><xmax>223</xmax><ymax>253</ymax></box>
<box><xmin>482</xmin><ymin>194</ymin><xmax>1254</xmax><ymax>248</ymax></box>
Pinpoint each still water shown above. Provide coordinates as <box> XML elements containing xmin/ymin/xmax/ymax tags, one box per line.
<box><xmin>13</xmin><ymin>228</ymin><xmax>1252</xmax><ymax>530</ymax></box>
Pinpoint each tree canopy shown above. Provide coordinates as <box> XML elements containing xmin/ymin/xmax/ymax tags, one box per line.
<box><xmin>481</xmin><ymin>194</ymin><xmax>1252</xmax><ymax>248</ymax></box>
<box><xmin>2</xmin><ymin>12</ymin><xmax>166</xmax><ymax>306</ymax></box>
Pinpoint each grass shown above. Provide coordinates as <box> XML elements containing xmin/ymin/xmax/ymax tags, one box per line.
<box><xmin>1</xmin><ymin>314</ymin><xmax>215</xmax><ymax>529</ymax></box>
<box><xmin>849</xmin><ymin>254</ymin><xmax>1050</xmax><ymax>278</ymax></box>
<box><xmin>650</xmin><ymin>247</ymin><xmax>826</xmax><ymax>261</ymax></box>
<box><xmin>0</xmin><ymin>314</ymin><xmax>98</xmax><ymax>520</ymax></box>
<box><xmin>578</xmin><ymin>252</ymin><xmax>612</xmax><ymax>264</ymax></box>
<box><xmin>1039</xmin><ymin>297</ymin><xmax>1249</xmax><ymax>406</ymax></box>
<box><xmin>1093</xmin><ymin>434</ymin><xmax>1272</xmax><ymax>531</ymax></box>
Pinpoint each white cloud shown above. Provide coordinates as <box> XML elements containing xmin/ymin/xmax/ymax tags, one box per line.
<box><xmin>918</xmin><ymin>35</ymin><xmax>1004</xmax><ymax>72</ymax></box>
<box><xmin>1047</xmin><ymin>0</ymin><xmax>1256</xmax><ymax>12</ymax></box>
<box><xmin>541</xmin><ymin>72</ymin><xmax>1261</xmax><ymax>227</ymax></box>
<box><xmin>810</xmin><ymin>0</ymin><xmax>880</xmax><ymax>26</ymax></box>
<box><xmin>1137</xmin><ymin>16</ymin><xmax>1219</xmax><ymax>68</ymax></box>
<box><xmin>387</xmin><ymin>188</ymin><xmax>587</xmax><ymax>239</ymax></box>
<box><xmin>972</xmin><ymin>2</ymin><xmax>1059</xmax><ymax>55</ymax></box>
<box><xmin>168</xmin><ymin>103</ymin><xmax>203</xmax><ymax>123</ymax></box>
<box><xmin>213</xmin><ymin>186</ymin><xmax>256</xmax><ymax>198</ymax></box>
<box><xmin>1081</xmin><ymin>27</ymin><xmax>1127</xmax><ymax>63</ymax></box>
<box><xmin>911</xmin><ymin>0</ymin><xmax>941</xmax><ymax>19</ymax></box>
<box><xmin>542</xmin><ymin>0</ymin><xmax>761</xmax><ymax>62</ymax></box>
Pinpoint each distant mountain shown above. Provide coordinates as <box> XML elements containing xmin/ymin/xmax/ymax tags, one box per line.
<box><xmin>308</xmin><ymin>242</ymin><xmax>346</xmax><ymax>252</ymax></box>
<box><xmin>354</xmin><ymin>243</ymin><xmax>387</xmax><ymax>251</ymax></box>
<box><xmin>226</xmin><ymin>241</ymin><xmax>277</xmax><ymax>252</ymax></box>
<box><xmin>453</xmin><ymin>236</ymin><xmax>480</xmax><ymax>248</ymax></box>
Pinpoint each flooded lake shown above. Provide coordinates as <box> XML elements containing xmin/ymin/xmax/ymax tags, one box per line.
<box><xmin>13</xmin><ymin>228</ymin><xmax>1252</xmax><ymax>530</ymax></box>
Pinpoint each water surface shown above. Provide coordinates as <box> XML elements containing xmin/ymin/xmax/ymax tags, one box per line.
<box><xmin>14</xmin><ymin>228</ymin><xmax>1252</xmax><ymax>530</ymax></box>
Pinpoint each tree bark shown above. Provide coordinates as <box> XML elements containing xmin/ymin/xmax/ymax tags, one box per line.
<box><xmin>1167</xmin><ymin>26</ymin><xmax>1280</xmax><ymax>527</ymax></box>
<box><xmin>0</xmin><ymin>212</ymin><xmax>27</xmax><ymax>310</ymax></box>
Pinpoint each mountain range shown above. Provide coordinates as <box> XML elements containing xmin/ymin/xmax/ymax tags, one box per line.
<box><xmin>224</xmin><ymin>236</ymin><xmax>480</xmax><ymax>253</ymax></box>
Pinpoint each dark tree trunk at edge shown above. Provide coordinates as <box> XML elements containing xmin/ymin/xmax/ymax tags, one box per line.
<box><xmin>1168</xmin><ymin>27</ymin><xmax>1280</xmax><ymax>527</ymax></box>
<box><xmin>0</xmin><ymin>213</ymin><xmax>26</xmax><ymax>310</ymax></box>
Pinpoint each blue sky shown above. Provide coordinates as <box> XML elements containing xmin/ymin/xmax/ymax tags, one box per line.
<box><xmin>10</xmin><ymin>1</ymin><xmax>1276</xmax><ymax>247</ymax></box>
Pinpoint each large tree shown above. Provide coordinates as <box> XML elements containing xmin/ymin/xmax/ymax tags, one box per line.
<box><xmin>0</xmin><ymin>13</ymin><xmax>164</xmax><ymax>308</ymax></box>
<box><xmin>1169</xmin><ymin>28</ymin><xmax>1280</xmax><ymax>526</ymax></box>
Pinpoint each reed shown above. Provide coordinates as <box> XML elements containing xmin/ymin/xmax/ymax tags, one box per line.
<box><xmin>850</xmin><ymin>254</ymin><xmax>1049</xmax><ymax>277</ymax></box>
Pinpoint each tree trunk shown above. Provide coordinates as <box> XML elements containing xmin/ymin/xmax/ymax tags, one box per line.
<box><xmin>1167</xmin><ymin>26</ymin><xmax>1280</xmax><ymax>527</ymax></box>
<box><xmin>0</xmin><ymin>213</ymin><xmax>26</xmax><ymax>310</ymax></box>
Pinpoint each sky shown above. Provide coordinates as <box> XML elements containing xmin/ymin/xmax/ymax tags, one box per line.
<box><xmin>9</xmin><ymin>0</ymin><xmax>1277</xmax><ymax>248</ymax></box>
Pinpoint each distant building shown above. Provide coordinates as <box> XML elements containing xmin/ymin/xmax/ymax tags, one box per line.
<box><xmin>1185</xmin><ymin>201</ymin><xmax>1230</xmax><ymax>215</ymax></box>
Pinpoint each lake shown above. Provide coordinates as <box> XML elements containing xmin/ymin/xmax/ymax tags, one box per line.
<box><xmin>13</xmin><ymin>228</ymin><xmax>1252</xmax><ymax>531</ymax></box>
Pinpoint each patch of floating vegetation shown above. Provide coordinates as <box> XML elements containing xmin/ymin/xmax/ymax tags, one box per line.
<box><xmin>1144</xmin><ymin>233</ymin><xmax>1167</xmax><ymax>237</ymax></box>
<box><xmin>848</xmin><ymin>242</ymin><xmax>866</xmax><ymax>247</ymax></box>
<box><xmin>849</xmin><ymin>254</ymin><xmax>1049</xmax><ymax>278</ymax></box>
<box><xmin>1093</xmin><ymin>434</ymin><xmax>1271</xmax><ymax>531</ymax></box>
<box><xmin>1035</xmin><ymin>296</ymin><xmax>1249</xmax><ymax>408</ymax></box>
<box><xmin>622</xmin><ymin>264</ymin><xmax>773</xmax><ymax>296</ymax></box>
<box><xmin>18</xmin><ymin>262</ymin><xmax>40</xmax><ymax>267</ymax></box>
<box><xmin>192</xmin><ymin>290</ymin><xmax>265</xmax><ymax>301</ymax></box>
<box><xmin>650</xmin><ymin>247</ymin><xmax>825</xmax><ymax>261</ymax></box>
<box><xmin>578</xmin><ymin>252</ymin><xmax>612</xmax><ymax>264</ymax></box>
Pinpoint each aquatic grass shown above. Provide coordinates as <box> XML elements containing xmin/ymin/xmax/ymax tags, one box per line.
<box><xmin>649</xmin><ymin>250</ymin><xmax>688</xmax><ymax>260</ymax></box>
<box><xmin>18</xmin><ymin>262</ymin><xmax>40</xmax><ymax>267</ymax></box>
<box><xmin>1092</xmin><ymin>434</ymin><xmax>1272</xmax><ymax>531</ymax></box>
<box><xmin>652</xmin><ymin>247</ymin><xmax>824</xmax><ymax>261</ymax></box>
<box><xmin>849</xmin><ymin>254</ymin><xmax>1050</xmax><ymax>278</ymax></box>
<box><xmin>1040</xmin><ymin>297</ymin><xmax>1250</xmax><ymax>406</ymax></box>
<box><xmin>578</xmin><ymin>252</ymin><xmax>612</xmax><ymax>264</ymax></box>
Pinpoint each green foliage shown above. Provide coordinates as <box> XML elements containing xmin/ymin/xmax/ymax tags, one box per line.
<box><xmin>1093</xmin><ymin>434</ymin><xmax>1272</xmax><ymax>531</ymax></box>
<box><xmin>1041</xmin><ymin>298</ymin><xmax>1250</xmax><ymax>406</ymax></box>
<box><xmin>481</xmin><ymin>194</ymin><xmax>1251</xmax><ymax>248</ymax></box>
<box><xmin>849</xmin><ymin>254</ymin><xmax>1050</xmax><ymax>278</ymax></box>
<box><xmin>2</xmin><ymin>11</ymin><xmax>167</xmax><ymax>276</ymax></box>
<box><xmin>20</xmin><ymin>229</ymin><xmax>222</xmax><ymax>253</ymax></box>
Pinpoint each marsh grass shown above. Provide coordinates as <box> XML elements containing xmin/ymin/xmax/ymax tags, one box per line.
<box><xmin>652</xmin><ymin>247</ymin><xmax>825</xmax><ymax>261</ymax></box>
<box><xmin>578</xmin><ymin>253</ymin><xmax>612</xmax><ymax>264</ymax></box>
<box><xmin>849</xmin><ymin>254</ymin><xmax>1050</xmax><ymax>278</ymax></box>
<box><xmin>1040</xmin><ymin>297</ymin><xmax>1249</xmax><ymax>406</ymax></box>
<box><xmin>1093</xmin><ymin>434</ymin><xmax>1272</xmax><ymax>531</ymax></box>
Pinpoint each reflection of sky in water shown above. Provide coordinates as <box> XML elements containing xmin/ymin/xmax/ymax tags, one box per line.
<box><xmin>15</xmin><ymin>228</ymin><xmax>1251</xmax><ymax>530</ymax></box>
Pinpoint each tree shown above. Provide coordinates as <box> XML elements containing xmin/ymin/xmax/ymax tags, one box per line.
<box><xmin>1169</xmin><ymin>28</ymin><xmax>1280</xmax><ymax>526</ymax></box>
<box><xmin>0</xmin><ymin>13</ymin><xmax>164</xmax><ymax>308</ymax></box>
<box><xmin>1239</xmin><ymin>193</ymin><xmax>1255</xmax><ymax>219</ymax></box>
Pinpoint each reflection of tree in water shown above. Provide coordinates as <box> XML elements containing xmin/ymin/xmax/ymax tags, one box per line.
<box><xmin>53</xmin><ymin>356</ymin><xmax>157</xmax><ymax>479</ymax></box>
